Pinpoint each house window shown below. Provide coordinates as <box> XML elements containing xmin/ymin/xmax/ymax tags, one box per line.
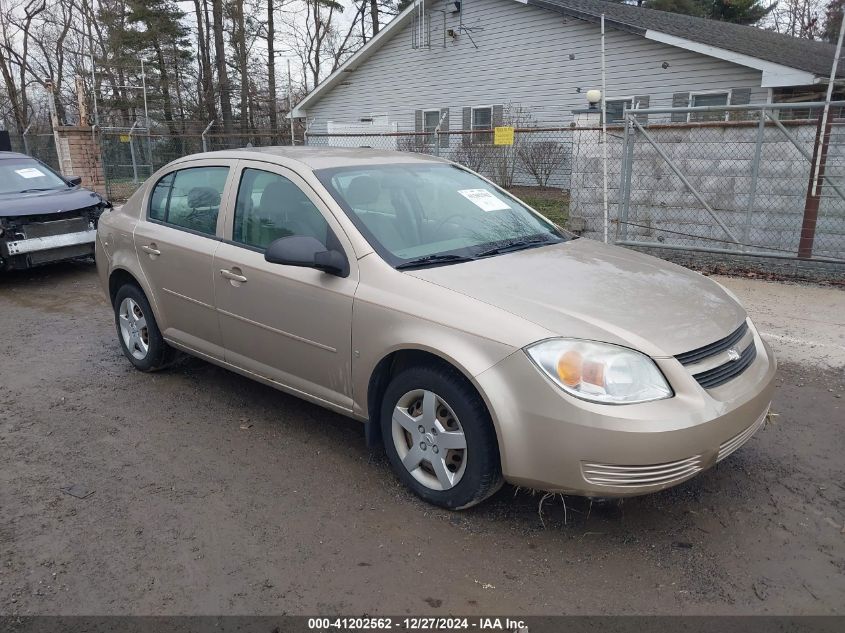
<box><xmin>423</xmin><ymin>110</ymin><xmax>441</xmax><ymax>145</ymax></box>
<box><xmin>604</xmin><ymin>99</ymin><xmax>633</xmax><ymax>124</ymax></box>
<box><xmin>472</xmin><ymin>107</ymin><xmax>493</xmax><ymax>144</ymax></box>
<box><xmin>689</xmin><ymin>92</ymin><xmax>729</xmax><ymax>122</ymax></box>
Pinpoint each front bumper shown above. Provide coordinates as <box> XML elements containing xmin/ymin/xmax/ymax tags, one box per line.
<box><xmin>2</xmin><ymin>229</ymin><xmax>97</xmax><ymax>256</ymax></box>
<box><xmin>475</xmin><ymin>322</ymin><xmax>777</xmax><ymax>496</ymax></box>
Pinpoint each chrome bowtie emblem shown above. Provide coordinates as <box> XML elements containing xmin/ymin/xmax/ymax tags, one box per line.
<box><xmin>726</xmin><ymin>348</ymin><xmax>741</xmax><ymax>362</ymax></box>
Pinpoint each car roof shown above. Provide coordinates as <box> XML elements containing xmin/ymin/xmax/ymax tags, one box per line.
<box><xmin>0</xmin><ymin>151</ymin><xmax>32</xmax><ymax>160</ymax></box>
<box><xmin>170</xmin><ymin>146</ymin><xmax>449</xmax><ymax>171</ymax></box>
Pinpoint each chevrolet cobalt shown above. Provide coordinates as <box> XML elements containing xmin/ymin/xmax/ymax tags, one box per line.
<box><xmin>96</xmin><ymin>148</ymin><xmax>776</xmax><ymax>509</ymax></box>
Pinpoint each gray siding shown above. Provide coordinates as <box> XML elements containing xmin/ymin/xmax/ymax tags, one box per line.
<box><xmin>305</xmin><ymin>0</ymin><xmax>768</xmax><ymax>133</ymax></box>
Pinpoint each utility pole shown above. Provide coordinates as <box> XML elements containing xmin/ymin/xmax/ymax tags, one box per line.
<box><xmin>287</xmin><ymin>59</ymin><xmax>296</xmax><ymax>145</ymax></box>
<box><xmin>798</xmin><ymin>6</ymin><xmax>844</xmax><ymax>259</ymax></box>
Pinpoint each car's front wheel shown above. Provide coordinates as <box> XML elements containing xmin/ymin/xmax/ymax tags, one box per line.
<box><xmin>114</xmin><ymin>283</ymin><xmax>175</xmax><ymax>372</ymax></box>
<box><xmin>380</xmin><ymin>363</ymin><xmax>503</xmax><ymax>509</ymax></box>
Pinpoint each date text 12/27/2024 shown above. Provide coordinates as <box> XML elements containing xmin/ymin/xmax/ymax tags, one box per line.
<box><xmin>307</xmin><ymin>617</ymin><xmax>528</xmax><ymax>631</ymax></box>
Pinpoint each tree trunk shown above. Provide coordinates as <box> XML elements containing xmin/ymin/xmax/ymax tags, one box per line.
<box><xmin>194</xmin><ymin>0</ymin><xmax>216</xmax><ymax>123</ymax></box>
<box><xmin>212</xmin><ymin>0</ymin><xmax>234</xmax><ymax>135</ymax></box>
<box><xmin>234</xmin><ymin>0</ymin><xmax>248</xmax><ymax>134</ymax></box>
<box><xmin>154</xmin><ymin>42</ymin><xmax>177</xmax><ymax>136</ymax></box>
<box><xmin>370</xmin><ymin>0</ymin><xmax>379</xmax><ymax>35</ymax></box>
<box><xmin>267</xmin><ymin>0</ymin><xmax>278</xmax><ymax>140</ymax></box>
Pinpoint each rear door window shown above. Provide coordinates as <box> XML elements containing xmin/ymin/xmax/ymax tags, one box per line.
<box><xmin>148</xmin><ymin>166</ymin><xmax>229</xmax><ymax>236</ymax></box>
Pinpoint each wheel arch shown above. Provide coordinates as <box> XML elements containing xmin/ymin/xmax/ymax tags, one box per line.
<box><xmin>108</xmin><ymin>267</ymin><xmax>141</xmax><ymax>306</ymax></box>
<box><xmin>364</xmin><ymin>347</ymin><xmax>504</xmax><ymax>455</ymax></box>
<box><xmin>107</xmin><ymin>266</ymin><xmax>161</xmax><ymax>322</ymax></box>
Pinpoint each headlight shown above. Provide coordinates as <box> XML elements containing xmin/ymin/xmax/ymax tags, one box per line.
<box><xmin>525</xmin><ymin>339</ymin><xmax>673</xmax><ymax>404</ymax></box>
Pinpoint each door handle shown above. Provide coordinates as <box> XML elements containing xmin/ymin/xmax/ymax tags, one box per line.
<box><xmin>141</xmin><ymin>244</ymin><xmax>161</xmax><ymax>256</ymax></box>
<box><xmin>220</xmin><ymin>268</ymin><xmax>248</xmax><ymax>283</ymax></box>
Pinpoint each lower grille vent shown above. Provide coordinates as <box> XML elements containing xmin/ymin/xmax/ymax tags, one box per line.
<box><xmin>582</xmin><ymin>455</ymin><xmax>703</xmax><ymax>488</ymax></box>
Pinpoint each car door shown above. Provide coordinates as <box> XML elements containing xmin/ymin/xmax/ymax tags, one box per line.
<box><xmin>213</xmin><ymin>161</ymin><xmax>358</xmax><ymax>411</ymax></box>
<box><xmin>134</xmin><ymin>161</ymin><xmax>236</xmax><ymax>360</ymax></box>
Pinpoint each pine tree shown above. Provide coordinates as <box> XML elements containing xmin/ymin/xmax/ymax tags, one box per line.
<box><xmin>125</xmin><ymin>0</ymin><xmax>192</xmax><ymax>134</ymax></box>
<box><xmin>825</xmin><ymin>0</ymin><xmax>844</xmax><ymax>42</ymax></box>
<box><xmin>709</xmin><ymin>0</ymin><xmax>776</xmax><ymax>25</ymax></box>
<box><xmin>626</xmin><ymin>0</ymin><xmax>775</xmax><ymax>25</ymax></box>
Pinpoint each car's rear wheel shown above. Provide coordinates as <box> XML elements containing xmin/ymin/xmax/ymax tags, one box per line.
<box><xmin>380</xmin><ymin>363</ymin><xmax>503</xmax><ymax>509</ymax></box>
<box><xmin>114</xmin><ymin>284</ymin><xmax>175</xmax><ymax>372</ymax></box>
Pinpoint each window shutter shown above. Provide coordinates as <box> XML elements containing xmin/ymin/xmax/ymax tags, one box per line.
<box><xmin>492</xmin><ymin>104</ymin><xmax>504</xmax><ymax>127</ymax></box>
<box><xmin>634</xmin><ymin>95</ymin><xmax>649</xmax><ymax>124</ymax></box>
<box><xmin>730</xmin><ymin>88</ymin><xmax>751</xmax><ymax>105</ymax></box>
<box><xmin>439</xmin><ymin>108</ymin><xmax>450</xmax><ymax>148</ymax></box>
<box><xmin>671</xmin><ymin>92</ymin><xmax>690</xmax><ymax>122</ymax></box>
<box><xmin>414</xmin><ymin>110</ymin><xmax>423</xmax><ymax>133</ymax></box>
<box><xmin>462</xmin><ymin>107</ymin><xmax>472</xmax><ymax>146</ymax></box>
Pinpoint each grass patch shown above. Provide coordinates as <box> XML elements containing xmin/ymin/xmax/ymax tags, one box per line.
<box><xmin>508</xmin><ymin>186</ymin><xmax>570</xmax><ymax>227</ymax></box>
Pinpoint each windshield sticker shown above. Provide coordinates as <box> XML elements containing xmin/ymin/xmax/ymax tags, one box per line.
<box><xmin>457</xmin><ymin>189</ymin><xmax>511</xmax><ymax>212</ymax></box>
<box><xmin>15</xmin><ymin>167</ymin><xmax>46</xmax><ymax>179</ymax></box>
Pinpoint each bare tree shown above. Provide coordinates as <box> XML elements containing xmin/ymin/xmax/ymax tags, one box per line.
<box><xmin>518</xmin><ymin>141</ymin><xmax>569</xmax><ymax>188</ymax></box>
<box><xmin>212</xmin><ymin>0</ymin><xmax>234</xmax><ymax>133</ymax></box>
<box><xmin>267</xmin><ymin>0</ymin><xmax>278</xmax><ymax>134</ymax></box>
<box><xmin>769</xmin><ymin>0</ymin><xmax>823</xmax><ymax>39</ymax></box>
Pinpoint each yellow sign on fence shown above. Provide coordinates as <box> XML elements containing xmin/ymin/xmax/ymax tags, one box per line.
<box><xmin>119</xmin><ymin>135</ymin><xmax>131</xmax><ymax>143</ymax></box>
<box><xmin>493</xmin><ymin>126</ymin><xmax>515</xmax><ymax>146</ymax></box>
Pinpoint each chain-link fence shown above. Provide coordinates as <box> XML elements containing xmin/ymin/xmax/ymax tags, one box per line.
<box><xmin>99</xmin><ymin>128</ymin><xmax>297</xmax><ymax>200</ymax></box>
<box><xmin>306</xmin><ymin>105</ymin><xmax>845</xmax><ymax>274</ymax></box>
<box><xmin>603</xmin><ymin>102</ymin><xmax>845</xmax><ymax>265</ymax></box>
<box><xmin>93</xmin><ymin>103</ymin><xmax>845</xmax><ymax>277</ymax></box>
<box><xmin>6</xmin><ymin>130</ymin><xmax>60</xmax><ymax>170</ymax></box>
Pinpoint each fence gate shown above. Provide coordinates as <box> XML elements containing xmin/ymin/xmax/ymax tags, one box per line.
<box><xmin>615</xmin><ymin>101</ymin><xmax>845</xmax><ymax>264</ymax></box>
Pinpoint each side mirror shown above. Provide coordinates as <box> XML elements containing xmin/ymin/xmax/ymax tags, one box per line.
<box><xmin>264</xmin><ymin>235</ymin><xmax>349</xmax><ymax>278</ymax></box>
<box><xmin>66</xmin><ymin>176</ymin><xmax>83</xmax><ymax>187</ymax></box>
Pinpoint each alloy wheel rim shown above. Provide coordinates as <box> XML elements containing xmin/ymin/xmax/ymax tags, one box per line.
<box><xmin>118</xmin><ymin>297</ymin><xmax>149</xmax><ymax>360</ymax></box>
<box><xmin>391</xmin><ymin>389</ymin><xmax>467</xmax><ymax>491</ymax></box>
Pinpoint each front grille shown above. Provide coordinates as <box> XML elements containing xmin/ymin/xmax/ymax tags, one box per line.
<box><xmin>675</xmin><ymin>322</ymin><xmax>749</xmax><ymax>366</ymax></box>
<box><xmin>23</xmin><ymin>217</ymin><xmax>89</xmax><ymax>238</ymax></box>
<box><xmin>717</xmin><ymin>409</ymin><xmax>767</xmax><ymax>462</ymax></box>
<box><xmin>692</xmin><ymin>342</ymin><xmax>757</xmax><ymax>389</ymax></box>
<box><xmin>581</xmin><ymin>455</ymin><xmax>703</xmax><ymax>488</ymax></box>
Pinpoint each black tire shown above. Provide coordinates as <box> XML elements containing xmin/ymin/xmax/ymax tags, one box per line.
<box><xmin>113</xmin><ymin>283</ymin><xmax>176</xmax><ymax>372</ymax></box>
<box><xmin>380</xmin><ymin>363</ymin><xmax>503</xmax><ymax>510</ymax></box>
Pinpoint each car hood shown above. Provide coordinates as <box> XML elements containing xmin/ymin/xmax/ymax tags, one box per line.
<box><xmin>0</xmin><ymin>187</ymin><xmax>103</xmax><ymax>217</ymax></box>
<box><xmin>405</xmin><ymin>238</ymin><xmax>746</xmax><ymax>357</ymax></box>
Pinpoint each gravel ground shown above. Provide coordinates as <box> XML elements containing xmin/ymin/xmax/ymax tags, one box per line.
<box><xmin>1</xmin><ymin>262</ymin><xmax>843</xmax><ymax>616</ymax></box>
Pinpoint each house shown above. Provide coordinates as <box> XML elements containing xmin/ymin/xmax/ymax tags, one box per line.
<box><xmin>292</xmin><ymin>0</ymin><xmax>842</xmax><ymax>136</ymax></box>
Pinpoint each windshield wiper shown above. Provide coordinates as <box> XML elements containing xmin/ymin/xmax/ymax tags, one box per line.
<box><xmin>474</xmin><ymin>236</ymin><xmax>558</xmax><ymax>258</ymax></box>
<box><xmin>395</xmin><ymin>253</ymin><xmax>475</xmax><ymax>270</ymax></box>
<box><xmin>19</xmin><ymin>188</ymin><xmax>54</xmax><ymax>193</ymax></box>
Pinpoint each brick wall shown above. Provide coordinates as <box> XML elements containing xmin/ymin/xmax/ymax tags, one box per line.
<box><xmin>55</xmin><ymin>126</ymin><xmax>106</xmax><ymax>197</ymax></box>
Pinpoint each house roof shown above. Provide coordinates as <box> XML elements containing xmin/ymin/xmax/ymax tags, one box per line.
<box><xmin>529</xmin><ymin>0</ymin><xmax>841</xmax><ymax>78</ymax></box>
<box><xmin>293</xmin><ymin>0</ymin><xmax>839</xmax><ymax>117</ymax></box>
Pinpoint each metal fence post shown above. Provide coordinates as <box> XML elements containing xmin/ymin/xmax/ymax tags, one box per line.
<box><xmin>128</xmin><ymin>121</ymin><xmax>139</xmax><ymax>183</ymax></box>
<box><xmin>742</xmin><ymin>106</ymin><xmax>766</xmax><ymax>244</ymax></box>
<box><xmin>21</xmin><ymin>121</ymin><xmax>33</xmax><ymax>155</ymax></box>
<box><xmin>617</xmin><ymin>112</ymin><xmax>635</xmax><ymax>242</ymax></box>
<box><xmin>201</xmin><ymin>120</ymin><xmax>215</xmax><ymax>153</ymax></box>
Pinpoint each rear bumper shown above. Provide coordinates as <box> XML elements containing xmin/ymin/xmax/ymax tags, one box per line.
<box><xmin>475</xmin><ymin>323</ymin><xmax>777</xmax><ymax>496</ymax></box>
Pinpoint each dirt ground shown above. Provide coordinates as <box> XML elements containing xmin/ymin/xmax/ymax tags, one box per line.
<box><xmin>1</xmin><ymin>262</ymin><xmax>843</xmax><ymax>616</ymax></box>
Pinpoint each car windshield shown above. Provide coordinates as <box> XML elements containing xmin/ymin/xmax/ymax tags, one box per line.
<box><xmin>0</xmin><ymin>158</ymin><xmax>69</xmax><ymax>194</ymax></box>
<box><xmin>316</xmin><ymin>163</ymin><xmax>568</xmax><ymax>267</ymax></box>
